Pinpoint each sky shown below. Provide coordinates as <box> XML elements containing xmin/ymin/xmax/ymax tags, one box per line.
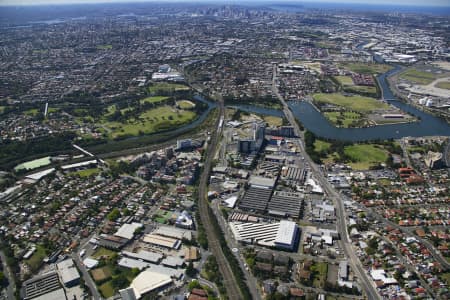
<box><xmin>0</xmin><ymin>0</ymin><xmax>449</xmax><ymax>6</ymax></box>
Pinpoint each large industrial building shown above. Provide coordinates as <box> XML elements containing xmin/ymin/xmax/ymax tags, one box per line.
<box><xmin>267</xmin><ymin>191</ymin><xmax>304</xmax><ymax>218</ymax></box>
<box><xmin>23</xmin><ymin>271</ymin><xmax>64</xmax><ymax>300</ymax></box>
<box><xmin>129</xmin><ymin>270</ymin><xmax>173</xmax><ymax>299</ymax></box>
<box><xmin>56</xmin><ymin>258</ymin><xmax>80</xmax><ymax>288</ymax></box>
<box><xmin>230</xmin><ymin>220</ymin><xmax>299</xmax><ymax>251</ymax></box>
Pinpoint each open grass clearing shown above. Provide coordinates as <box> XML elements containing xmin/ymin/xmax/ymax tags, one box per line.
<box><xmin>339</xmin><ymin>62</ymin><xmax>392</xmax><ymax>75</ymax></box>
<box><xmin>25</xmin><ymin>245</ymin><xmax>47</xmax><ymax>273</ymax></box>
<box><xmin>176</xmin><ymin>100</ymin><xmax>196</xmax><ymax>109</ymax></box>
<box><xmin>70</xmin><ymin>168</ymin><xmax>100</xmax><ymax>178</ymax></box>
<box><xmin>92</xmin><ymin>247</ymin><xmax>117</xmax><ymax>259</ymax></box>
<box><xmin>324</xmin><ymin>111</ymin><xmax>362</xmax><ymax>128</ymax></box>
<box><xmin>344</xmin><ymin>85</ymin><xmax>377</xmax><ymax>95</ymax></box>
<box><xmin>140</xmin><ymin>96</ymin><xmax>169</xmax><ymax>105</ymax></box>
<box><xmin>313</xmin><ymin>93</ymin><xmax>389</xmax><ymax>112</ymax></box>
<box><xmin>148</xmin><ymin>82</ymin><xmax>190</xmax><ymax>93</ymax></box>
<box><xmin>399</xmin><ymin>69</ymin><xmax>437</xmax><ymax>85</ymax></box>
<box><xmin>314</xmin><ymin>140</ymin><xmax>331</xmax><ymax>153</ymax></box>
<box><xmin>436</xmin><ymin>81</ymin><xmax>450</xmax><ymax>90</ymax></box>
<box><xmin>24</xmin><ymin>108</ymin><xmax>40</xmax><ymax>116</ymax></box>
<box><xmin>97</xmin><ymin>44</ymin><xmax>112</xmax><ymax>50</ymax></box>
<box><xmin>103</xmin><ymin>106</ymin><xmax>196</xmax><ymax>139</ymax></box>
<box><xmin>14</xmin><ymin>156</ymin><xmax>51</xmax><ymax>172</ymax></box>
<box><xmin>91</xmin><ymin>266</ymin><xmax>113</xmax><ymax>282</ymax></box>
<box><xmin>263</xmin><ymin>115</ymin><xmax>283</xmax><ymax>127</ymax></box>
<box><xmin>344</xmin><ymin>144</ymin><xmax>388</xmax><ymax>170</ymax></box>
<box><xmin>311</xmin><ymin>262</ymin><xmax>328</xmax><ymax>289</ymax></box>
<box><xmin>99</xmin><ymin>281</ymin><xmax>114</xmax><ymax>298</ymax></box>
<box><xmin>0</xmin><ymin>106</ymin><xmax>4</xmax><ymax>113</ymax></box>
<box><xmin>335</xmin><ymin>75</ymin><xmax>354</xmax><ymax>86</ymax></box>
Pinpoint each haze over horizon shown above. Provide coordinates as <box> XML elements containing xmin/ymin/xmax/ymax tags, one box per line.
<box><xmin>1</xmin><ymin>0</ymin><xmax>449</xmax><ymax>7</ymax></box>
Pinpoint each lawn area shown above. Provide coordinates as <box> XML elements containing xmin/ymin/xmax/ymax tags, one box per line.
<box><xmin>154</xmin><ymin>210</ymin><xmax>175</xmax><ymax>224</ymax></box>
<box><xmin>311</xmin><ymin>262</ymin><xmax>328</xmax><ymax>289</ymax></box>
<box><xmin>436</xmin><ymin>81</ymin><xmax>450</xmax><ymax>90</ymax></box>
<box><xmin>99</xmin><ymin>281</ymin><xmax>115</xmax><ymax>298</ymax></box>
<box><xmin>91</xmin><ymin>266</ymin><xmax>113</xmax><ymax>282</ymax></box>
<box><xmin>0</xmin><ymin>106</ymin><xmax>5</xmax><ymax>113</ymax></box>
<box><xmin>70</xmin><ymin>168</ymin><xmax>100</xmax><ymax>178</ymax></box>
<box><xmin>324</xmin><ymin>111</ymin><xmax>362</xmax><ymax>128</ymax></box>
<box><xmin>314</xmin><ymin>140</ymin><xmax>331</xmax><ymax>153</ymax></box>
<box><xmin>377</xmin><ymin>178</ymin><xmax>392</xmax><ymax>186</ymax></box>
<box><xmin>97</xmin><ymin>44</ymin><xmax>112</xmax><ymax>50</ymax></box>
<box><xmin>148</xmin><ymin>82</ymin><xmax>190</xmax><ymax>93</ymax></box>
<box><xmin>344</xmin><ymin>144</ymin><xmax>388</xmax><ymax>170</ymax></box>
<box><xmin>313</xmin><ymin>93</ymin><xmax>389</xmax><ymax>112</ymax></box>
<box><xmin>25</xmin><ymin>245</ymin><xmax>47</xmax><ymax>272</ymax></box>
<box><xmin>14</xmin><ymin>156</ymin><xmax>52</xmax><ymax>172</ymax></box>
<box><xmin>335</xmin><ymin>75</ymin><xmax>354</xmax><ymax>86</ymax></box>
<box><xmin>339</xmin><ymin>62</ymin><xmax>392</xmax><ymax>75</ymax></box>
<box><xmin>24</xmin><ymin>108</ymin><xmax>39</xmax><ymax>116</ymax></box>
<box><xmin>344</xmin><ymin>85</ymin><xmax>377</xmax><ymax>95</ymax></box>
<box><xmin>399</xmin><ymin>69</ymin><xmax>436</xmax><ymax>85</ymax></box>
<box><xmin>92</xmin><ymin>247</ymin><xmax>117</xmax><ymax>259</ymax></box>
<box><xmin>140</xmin><ymin>96</ymin><xmax>169</xmax><ymax>104</ymax></box>
<box><xmin>441</xmin><ymin>272</ymin><xmax>450</xmax><ymax>286</ymax></box>
<box><xmin>103</xmin><ymin>106</ymin><xmax>196</xmax><ymax>139</ymax></box>
<box><xmin>176</xmin><ymin>100</ymin><xmax>196</xmax><ymax>109</ymax></box>
<box><xmin>263</xmin><ymin>115</ymin><xmax>283</xmax><ymax>127</ymax></box>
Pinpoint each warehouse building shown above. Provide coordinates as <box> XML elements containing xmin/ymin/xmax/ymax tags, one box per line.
<box><xmin>23</xmin><ymin>271</ymin><xmax>63</xmax><ymax>300</ymax></box>
<box><xmin>56</xmin><ymin>258</ymin><xmax>80</xmax><ymax>287</ymax></box>
<box><xmin>267</xmin><ymin>191</ymin><xmax>304</xmax><ymax>218</ymax></box>
<box><xmin>143</xmin><ymin>233</ymin><xmax>181</xmax><ymax>249</ymax></box>
<box><xmin>230</xmin><ymin>220</ymin><xmax>299</xmax><ymax>251</ymax></box>
<box><xmin>130</xmin><ymin>270</ymin><xmax>173</xmax><ymax>299</ymax></box>
<box><xmin>238</xmin><ymin>186</ymin><xmax>273</xmax><ymax>212</ymax></box>
<box><xmin>122</xmin><ymin>250</ymin><xmax>163</xmax><ymax>264</ymax></box>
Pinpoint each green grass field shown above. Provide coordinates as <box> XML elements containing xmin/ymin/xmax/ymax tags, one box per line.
<box><xmin>0</xmin><ymin>106</ymin><xmax>5</xmax><ymax>113</ymax></box>
<box><xmin>140</xmin><ymin>96</ymin><xmax>169</xmax><ymax>104</ymax></box>
<box><xmin>97</xmin><ymin>44</ymin><xmax>112</xmax><ymax>50</ymax></box>
<box><xmin>24</xmin><ymin>108</ymin><xmax>40</xmax><ymax>116</ymax></box>
<box><xmin>14</xmin><ymin>156</ymin><xmax>52</xmax><ymax>172</ymax></box>
<box><xmin>313</xmin><ymin>93</ymin><xmax>389</xmax><ymax>112</ymax></box>
<box><xmin>436</xmin><ymin>81</ymin><xmax>450</xmax><ymax>90</ymax></box>
<box><xmin>344</xmin><ymin>85</ymin><xmax>377</xmax><ymax>95</ymax></box>
<box><xmin>103</xmin><ymin>106</ymin><xmax>196</xmax><ymax>139</ymax></box>
<box><xmin>92</xmin><ymin>247</ymin><xmax>117</xmax><ymax>259</ymax></box>
<box><xmin>339</xmin><ymin>62</ymin><xmax>392</xmax><ymax>75</ymax></box>
<box><xmin>25</xmin><ymin>245</ymin><xmax>47</xmax><ymax>272</ymax></box>
<box><xmin>176</xmin><ymin>100</ymin><xmax>196</xmax><ymax>109</ymax></box>
<box><xmin>344</xmin><ymin>144</ymin><xmax>388</xmax><ymax>170</ymax></box>
<box><xmin>148</xmin><ymin>82</ymin><xmax>190</xmax><ymax>93</ymax></box>
<box><xmin>311</xmin><ymin>262</ymin><xmax>328</xmax><ymax>289</ymax></box>
<box><xmin>399</xmin><ymin>69</ymin><xmax>436</xmax><ymax>85</ymax></box>
<box><xmin>99</xmin><ymin>281</ymin><xmax>114</xmax><ymax>298</ymax></box>
<box><xmin>70</xmin><ymin>168</ymin><xmax>100</xmax><ymax>178</ymax></box>
<box><xmin>335</xmin><ymin>76</ymin><xmax>354</xmax><ymax>85</ymax></box>
<box><xmin>314</xmin><ymin>140</ymin><xmax>331</xmax><ymax>153</ymax></box>
<box><xmin>263</xmin><ymin>115</ymin><xmax>283</xmax><ymax>127</ymax></box>
<box><xmin>324</xmin><ymin>111</ymin><xmax>362</xmax><ymax>128</ymax></box>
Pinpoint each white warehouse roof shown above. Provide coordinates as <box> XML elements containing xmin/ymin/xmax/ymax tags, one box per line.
<box><xmin>130</xmin><ymin>270</ymin><xmax>172</xmax><ymax>299</ymax></box>
<box><xmin>274</xmin><ymin>220</ymin><xmax>298</xmax><ymax>246</ymax></box>
<box><xmin>115</xmin><ymin>222</ymin><xmax>143</xmax><ymax>240</ymax></box>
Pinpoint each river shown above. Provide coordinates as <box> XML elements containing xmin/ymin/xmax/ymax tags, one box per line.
<box><xmin>229</xmin><ymin>68</ymin><xmax>450</xmax><ymax>142</ymax></box>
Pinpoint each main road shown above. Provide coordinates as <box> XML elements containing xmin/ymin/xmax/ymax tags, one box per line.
<box><xmin>272</xmin><ymin>63</ymin><xmax>381</xmax><ymax>300</ymax></box>
<box><xmin>197</xmin><ymin>98</ymin><xmax>248</xmax><ymax>300</ymax></box>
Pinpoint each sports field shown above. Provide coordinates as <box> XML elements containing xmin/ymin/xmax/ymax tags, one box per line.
<box><xmin>313</xmin><ymin>93</ymin><xmax>389</xmax><ymax>112</ymax></box>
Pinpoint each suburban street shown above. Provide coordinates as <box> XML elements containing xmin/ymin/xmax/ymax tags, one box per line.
<box><xmin>0</xmin><ymin>250</ymin><xmax>16</xmax><ymax>300</ymax></box>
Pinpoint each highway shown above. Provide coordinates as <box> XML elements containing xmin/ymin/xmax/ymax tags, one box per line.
<box><xmin>272</xmin><ymin>63</ymin><xmax>381</xmax><ymax>300</ymax></box>
<box><xmin>196</xmin><ymin>99</ymin><xmax>247</xmax><ymax>300</ymax></box>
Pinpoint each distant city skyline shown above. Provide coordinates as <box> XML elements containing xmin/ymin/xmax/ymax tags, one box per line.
<box><xmin>1</xmin><ymin>0</ymin><xmax>449</xmax><ymax>7</ymax></box>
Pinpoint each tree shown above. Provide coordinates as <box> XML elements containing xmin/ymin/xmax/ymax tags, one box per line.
<box><xmin>107</xmin><ymin>208</ymin><xmax>120</xmax><ymax>221</ymax></box>
<box><xmin>188</xmin><ymin>279</ymin><xmax>200</xmax><ymax>291</ymax></box>
<box><xmin>185</xmin><ymin>261</ymin><xmax>196</xmax><ymax>277</ymax></box>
